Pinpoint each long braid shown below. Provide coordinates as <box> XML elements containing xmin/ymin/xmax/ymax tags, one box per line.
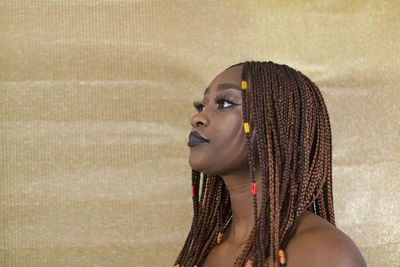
<box><xmin>276</xmin><ymin>65</ymin><xmax>297</xmax><ymax>244</ymax></box>
<box><xmin>175</xmin><ymin>170</ymin><xmax>200</xmax><ymax>265</ymax></box>
<box><xmin>175</xmin><ymin>61</ymin><xmax>335</xmax><ymax>267</ymax></box>
<box><xmin>196</xmin><ymin>177</ymin><xmax>225</xmax><ymax>262</ymax></box>
<box><xmin>265</xmin><ymin>61</ymin><xmax>282</xmax><ymax>265</ymax></box>
<box><xmin>254</xmin><ymin>63</ymin><xmax>269</xmax><ymax>265</ymax></box>
<box><xmin>192</xmin><ymin>175</ymin><xmax>218</xmax><ymax>262</ymax></box>
<box><xmin>247</xmin><ymin>64</ymin><xmax>259</xmax><ymax>257</ymax></box>
<box><xmin>237</xmin><ymin>63</ymin><xmax>259</xmax><ymax>263</ymax></box>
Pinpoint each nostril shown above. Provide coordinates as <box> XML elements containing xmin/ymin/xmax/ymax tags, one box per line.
<box><xmin>190</xmin><ymin>112</ymin><xmax>208</xmax><ymax>127</ymax></box>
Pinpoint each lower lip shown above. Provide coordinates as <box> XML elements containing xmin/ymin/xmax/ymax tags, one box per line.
<box><xmin>188</xmin><ymin>139</ymin><xmax>208</xmax><ymax>147</ymax></box>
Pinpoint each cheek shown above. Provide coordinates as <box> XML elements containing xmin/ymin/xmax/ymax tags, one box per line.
<box><xmin>214</xmin><ymin>115</ymin><xmax>247</xmax><ymax>158</ymax></box>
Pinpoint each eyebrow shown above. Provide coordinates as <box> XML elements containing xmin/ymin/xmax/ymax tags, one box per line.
<box><xmin>204</xmin><ymin>83</ymin><xmax>242</xmax><ymax>95</ymax></box>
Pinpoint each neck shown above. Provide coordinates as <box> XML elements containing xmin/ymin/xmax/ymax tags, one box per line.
<box><xmin>221</xmin><ymin>169</ymin><xmax>262</xmax><ymax>246</ymax></box>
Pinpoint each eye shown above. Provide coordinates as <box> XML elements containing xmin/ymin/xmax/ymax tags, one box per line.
<box><xmin>193</xmin><ymin>100</ymin><xmax>205</xmax><ymax>113</ymax></box>
<box><xmin>215</xmin><ymin>95</ymin><xmax>238</xmax><ymax>110</ymax></box>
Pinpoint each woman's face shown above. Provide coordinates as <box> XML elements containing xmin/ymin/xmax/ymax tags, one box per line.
<box><xmin>188</xmin><ymin>65</ymin><xmax>249</xmax><ymax>176</ymax></box>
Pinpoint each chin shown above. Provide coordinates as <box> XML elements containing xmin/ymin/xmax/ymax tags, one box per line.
<box><xmin>188</xmin><ymin>155</ymin><xmax>215</xmax><ymax>175</ymax></box>
<box><xmin>188</xmin><ymin>156</ymin><xmax>207</xmax><ymax>173</ymax></box>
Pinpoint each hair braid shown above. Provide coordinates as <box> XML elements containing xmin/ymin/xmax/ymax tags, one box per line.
<box><xmin>265</xmin><ymin>61</ymin><xmax>283</xmax><ymax>265</ymax></box>
<box><xmin>242</xmin><ymin>63</ymin><xmax>259</xmax><ymax>256</ymax></box>
<box><xmin>254</xmin><ymin>63</ymin><xmax>270</xmax><ymax>264</ymax></box>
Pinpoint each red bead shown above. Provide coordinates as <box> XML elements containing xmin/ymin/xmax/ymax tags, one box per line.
<box><xmin>192</xmin><ymin>186</ymin><xmax>196</xmax><ymax>197</ymax></box>
<box><xmin>251</xmin><ymin>183</ymin><xmax>256</xmax><ymax>195</ymax></box>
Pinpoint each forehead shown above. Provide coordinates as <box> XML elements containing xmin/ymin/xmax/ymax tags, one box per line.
<box><xmin>204</xmin><ymin>65</ymin><xmax>243</xmax><ymax>95</ymax></box>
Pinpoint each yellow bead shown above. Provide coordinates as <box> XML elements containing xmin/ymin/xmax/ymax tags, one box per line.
<box><xmin>242</xmin><ymin>81</ymin><xmax>247</xmax><ymax>90</ymax></box>
<box><xmin>244</xmin><ymin>122</ymin><xmax>250</xmax><ymax>133</ymax></box>
<box><xmin>217</xmin><ymin>232</ymin><xmax>223</xmax><ymax>244</ymax></box>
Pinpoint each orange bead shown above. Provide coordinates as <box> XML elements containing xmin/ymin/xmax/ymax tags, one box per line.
<box><xmin>244</xmin><ymin>259</ymin><xmax>253</xmax><ymax>267</ymax></box>
<box><xmin>217</xmin><ymin>232</ymin><xmax>223</xmax><ymax>244</ymax></box>
<box><xmin>278</xmin><ymin>249</ymin><xmax>286</xmax><ymax>265</ymax></box>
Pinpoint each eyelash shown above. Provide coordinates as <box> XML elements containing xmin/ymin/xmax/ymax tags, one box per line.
<box><xmin>193</xmin><ymin>95</ymin><xmax>238</xmax><ymax>113</ymax></box>
<box><xmin>193</xmin><ymin>101</ymin><xmax>204</xmax><ymax>113</ymax></box>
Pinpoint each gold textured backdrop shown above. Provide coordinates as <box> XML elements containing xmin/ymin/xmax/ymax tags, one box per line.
<box><xmin>1</xmin><ymin>1</ymin><xmax>399</xmax><ymax>266</ymax></box>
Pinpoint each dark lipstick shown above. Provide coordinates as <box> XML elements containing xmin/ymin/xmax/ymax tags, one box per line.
<box><xmin>188</xmin><ymin>131</ymin><xmax>209</xmax><ymax>147</ymax></box>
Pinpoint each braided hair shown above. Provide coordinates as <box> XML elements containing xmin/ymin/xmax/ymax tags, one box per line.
<box><xmin>175</xmin><ymin>61</ymin><xmax>335</xmax><ymax>266</ymax></box>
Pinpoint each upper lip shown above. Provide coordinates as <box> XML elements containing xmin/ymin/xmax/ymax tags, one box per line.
<box><xmin>189</xmin><ymin>131</ymin><xmax>209</xmax><ymax>142</ymax></box>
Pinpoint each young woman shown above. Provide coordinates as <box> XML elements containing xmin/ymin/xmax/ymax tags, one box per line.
<box><xmin>175</xmin><ymin>61</ymin><xmax>366</xmax><ymax>267</ymax></box>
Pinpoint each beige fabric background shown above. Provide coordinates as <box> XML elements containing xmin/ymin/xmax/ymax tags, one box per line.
<box><xmin>1</xmin><ymin>1</ymin><xmax>399</xmax><ymax>266</ymax></box>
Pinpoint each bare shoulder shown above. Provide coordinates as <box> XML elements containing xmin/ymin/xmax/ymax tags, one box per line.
<box><xmin>285</xmin><ymin>211</ymin><xmax>366</xmax><ymax>267</ymax></box>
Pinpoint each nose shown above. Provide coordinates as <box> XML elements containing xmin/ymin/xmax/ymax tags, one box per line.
<box><xmin>190</xmin><ymin>111</ymin><xmax>209</xmax><ymax>128</ymax></box>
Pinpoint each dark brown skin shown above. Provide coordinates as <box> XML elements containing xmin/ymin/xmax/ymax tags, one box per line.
<box><xmin>189</xmin><ymin>66</ymin><xmax>366</xmax><ymax>267</ymax></box>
